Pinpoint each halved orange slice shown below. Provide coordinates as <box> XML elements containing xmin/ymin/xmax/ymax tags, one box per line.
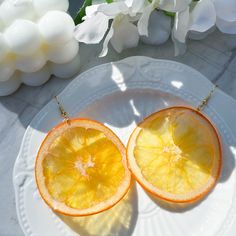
<box><xmin>35</xmin><ymin>119</ymin><xmax>131</xmax><ymax>216</ymax></box>
<box><xmin>127</xmin><ymin>106</ymin><xmax>222</xmax><ymax>203</ymax></box>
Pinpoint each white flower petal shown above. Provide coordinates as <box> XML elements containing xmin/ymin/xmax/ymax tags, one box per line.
<box><xmin>128</xmin><ymin>15</ymin><xmax>142</xmax><ymax>23</ymax></box>
<box><xmin>214</xmin><ymin>0</ymin><xmax>236</xmax><ymax>22</ymax></box>
<box><xmin>13</xmin><ymin>0</ymin><xmax>32</xmax><ymax>5</ymax></box>
<box><xmin>74</xmin><ymin>13</ymin><xmax>109</xmax><ymax>44</ymax></box>
<box><xmin>85</xmin><ymin>4</ymin><xmax>100</xmax><ymax>18</ymax></box>
<box><xmin>189</xmin><ymin>0</ymin><xmax>216</xmax><ymax>32</ymax></box>
<box><xmin>137</xmin><ymin>4</ymin><xmax>154</xmax><ymax>36</ymax></box>
<box><xmin>128</xmin><ymin>0</ymin><xmax>146</xmax><ymax>13</ymax></box>
<box><xmin>99</xmin><ymin>23</ymin><xmax>114</xmax><ymax>57</ymax></box>
<box><xmin>159</xmin><ymin>0</ymin><xmax>191</xmax><ymax>12</ymax></box>
<box><xmin>216</xmin><ymin>17</ymin><xmax>236</xmax><ymax>34</ymax></box>
<box><xmin>97</xmin><ymin>2</ymin><xmax>129</xmax><ymax>17</ymax></box>
<box><xmin>140</xmin><ymin>11</ymin><xmax>171</xmax><ymax>45</ymax></box>
<box><xmin>173</xmin><ymin>7</ymin><xmax>189</xmax><ymax>43</ymax></box>
<box><xmin>110</xmin><ymin>17</ymin><xmax>139</xmax><ymax>53</ymax></box>
<box><xmin>125</xmin><ymin>0</ymin><xmax>133</xmax><ymax>8</ymax></box>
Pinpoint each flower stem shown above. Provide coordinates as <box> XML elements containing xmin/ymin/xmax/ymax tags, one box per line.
<box><xmin>164</xmin><ymin>11</ymin><xmax>175</xmax><ymax>17</ymax></box>
<box><xmin>74</xmin><ymin>0</ymin><xmax>92</xmax><ymax>25</ymax></box>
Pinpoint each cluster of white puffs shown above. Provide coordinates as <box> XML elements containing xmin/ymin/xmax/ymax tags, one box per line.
<box><xmin>0</xmin><ymin>0</ymin><xmax>80</xmax><ymax>96</ymax></box>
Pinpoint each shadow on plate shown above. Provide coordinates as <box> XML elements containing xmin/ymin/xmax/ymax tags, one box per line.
<box><xmin>219</xmin><ymin>144</ymin><xmax>235</xmax><ymax>183</ymax></box>
<box><xmin>57</xmin><ymin>182</ymin><xmax>138</xmax><ymax>236</ymax></box>
<box><xmin>145</xmin><ymin>190</ymin><xmax>208</xmax><ymax>213</ymax></box>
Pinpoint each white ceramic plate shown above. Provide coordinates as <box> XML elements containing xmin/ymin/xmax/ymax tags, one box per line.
<box><xmin>13</xmin><ymin>56</ymin><xmax>236</xmax><ymax>236</ymax></box>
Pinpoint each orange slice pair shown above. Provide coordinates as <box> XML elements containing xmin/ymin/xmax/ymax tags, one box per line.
<box><xmin>35</xmin><ymin>106</ymin><xmax>222</xmax><ymax>216</ymax></box>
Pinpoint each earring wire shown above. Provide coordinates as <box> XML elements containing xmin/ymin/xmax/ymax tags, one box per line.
<box><xmin>197</xmin><ymin>85</ymin><xmax>218</xmax><ymax>111</ymax></box>
<box><xmin>54</xmin><ymin>96</ymin><xmax>70</xmax><ymax>124</ymax></box>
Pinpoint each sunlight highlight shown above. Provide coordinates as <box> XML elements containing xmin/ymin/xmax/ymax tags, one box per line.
<box><xmin>130</xmin><ymin>99</ymin><xmax>141</xmax><ymax>117</ymax></box>
<box><xmin>171</xmin><ymin>80</ymin><xmax>183</xmax><ymax>89</ymax></box>
<box><xmin>111</xmin><ymin>65</ymin><xmax>127</xmax><ymax>92</ymax></box>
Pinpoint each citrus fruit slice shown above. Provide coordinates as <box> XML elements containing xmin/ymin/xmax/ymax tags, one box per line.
<box><xmin>35</xmin><ymin>119</ymin><xmax>131</xmax><ymax>216</ymax></box>
<box><xmin>127</xmin><ymin>107</ymin><xmax>222</xmax><ymax>203</ymax></box>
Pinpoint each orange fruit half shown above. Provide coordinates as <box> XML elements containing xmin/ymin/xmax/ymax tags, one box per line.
<box><xmin>35</xmin><ymin>119</ymin><xmax>131</xmax><ymax>216</ymax></box>
<box><xmin>127</xmin><ymin>106</ymin><xmax>222</xmax><ymax>203</ymax></box>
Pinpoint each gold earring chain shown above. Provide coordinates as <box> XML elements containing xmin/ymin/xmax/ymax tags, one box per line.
<box><xmin>197</xmin><ymin>85</ymin><xmax>218</xmax><ymax>111</ymax></box>
<box><xmin>54</xmin><ymin>96</ymin><xmax>70</xmax><ymax>124</ymax></box>
<box><xmin>54</xmin><ymin>84</ymin><xmax>218</xmax><ymax>118</ymax></box>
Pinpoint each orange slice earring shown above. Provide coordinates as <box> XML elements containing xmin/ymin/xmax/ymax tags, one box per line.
<box><xmin>127</xmin><ymin>85</ymin><xmax>222</xmax><ymax>204</ymax></box>
<box><xmin>35</xmin><ymin>96</ymin><xmax>131</xmax><ymax>216</ymax></box>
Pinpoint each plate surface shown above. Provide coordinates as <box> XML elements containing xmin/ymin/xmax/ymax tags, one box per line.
<box><xmin>13</xmin><ymin>56</ymin><xmax>236</xmax><ymax>236</ymax></box>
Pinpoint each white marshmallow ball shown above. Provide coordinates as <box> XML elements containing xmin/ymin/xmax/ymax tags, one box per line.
<box><xmin>33</xmin><ymin>0</ymin><xmax>69</xmax><ymax>16</ymax></box>
<box><xmin>51</xmin><ymin>53</ymin><xmax>80</xmax><ymax>78</ymax></box>
<box><xmin>0</xmin><ymin>72</ymin><xmax>21</xmax><ymax>96</ymax></box>
<box><xmin>0</xmin><ymin>4</ymin><xmax>79</xmax><ymax>95</ymax></box>
<box><xmin>47</xmin><ymin>39</ymin><xmax>78</xmax><ymax>64</ymax></box>
<box><xmin>4</xmin><ymin>20</ymin><xmax>41</xmax><ymax>56</ymax></box>
<box><xmin>38</xmin><ymin>11</ymin><xmax>75</xmax><ymax>45</ymax></box>
<box><xmin>16</xmin><ymin>51</ymin><xmax>46</xmax><ymax>73</ymax></box>
<box><xmin>0</xmin><ymin>59</ymin><xmax>14</xmax><ymax>82</ymax></box>
<box><xmin>0</xmin><ymin>19</ymin><xmax>5</xmax><ymax>31</ymax></box>
<box><xmin>0</xmin><ymin>0</ymin><xmax>35</xmax><ymax>26</ymax></box>
<box><xmin>21</xmin><ymin>64</ymin><xmax>51</xmax><ymax>86</ymax></box>
<box><xmin>0</xmin><ymin>34</ymin><xmax>9</xmax><ymax>61</ymax></box>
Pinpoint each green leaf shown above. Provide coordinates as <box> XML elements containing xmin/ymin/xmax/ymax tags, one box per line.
<box><xmin>105</xmin><ymin>0</ymin><xmax>113</xmax><ymax>3</ymax></box>
<box><xmin>74</xmin><ymin>0</ymin><xmax>93</xmax><ymax>25</ymax></box>
<box><xmin>164</xmin><ymin>11</ymin><xmax>176</xmax><ymax>17</ymax></box>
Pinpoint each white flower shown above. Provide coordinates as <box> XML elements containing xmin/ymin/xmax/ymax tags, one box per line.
<box><xmin>138</xmin><ymin>0</ymin><xmax>191</xmax><ymax>36</ymax></box>
<box><xmin>159</xmin><ymin>0</ymin><xmax>192</xmax><ymax>12</ymax></box>
<box><xmin>172</xmin><ymin>0</ymin><xmax>216</xmax><ymax>55</ymax></box>
<box><xmin>74</xmin><ymin>0</ymin><xmax>236</xmax><ymax>57</ymax></box>
<box><xmin>172</xmin><ymin>0</ymin><xmax>236</xmax><ymax>55</ymax></box>
<box><xmin>74</xmin><ymin>0</ymin><xmax>143</xmax><ymax>56</ymax></box>
<box><xmin>100</xmin><ymin>15</ymin><xmax>139</xmax><ymax>56</ymax></box>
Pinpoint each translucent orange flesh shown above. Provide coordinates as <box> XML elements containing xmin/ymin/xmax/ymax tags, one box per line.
<box><xmin>133</xmin><ymin>108</ymin><xmax>220</xmax><ymax>196</ymax></box>
<box><xmin>42</xmin><ymin>127</ymin><xmax>125</xmax><ymax>210</ymax></box>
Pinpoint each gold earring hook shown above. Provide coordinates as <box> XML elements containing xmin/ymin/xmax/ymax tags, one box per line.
<box><xmin>54</xmin><ymin>96</ymin><xmax>70</xmax><ymax>124</ymax></box>
<box><xmin>197</xmin><ymin>85</ymin><xmax>218</xmax><ymax>111</ymax></box>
